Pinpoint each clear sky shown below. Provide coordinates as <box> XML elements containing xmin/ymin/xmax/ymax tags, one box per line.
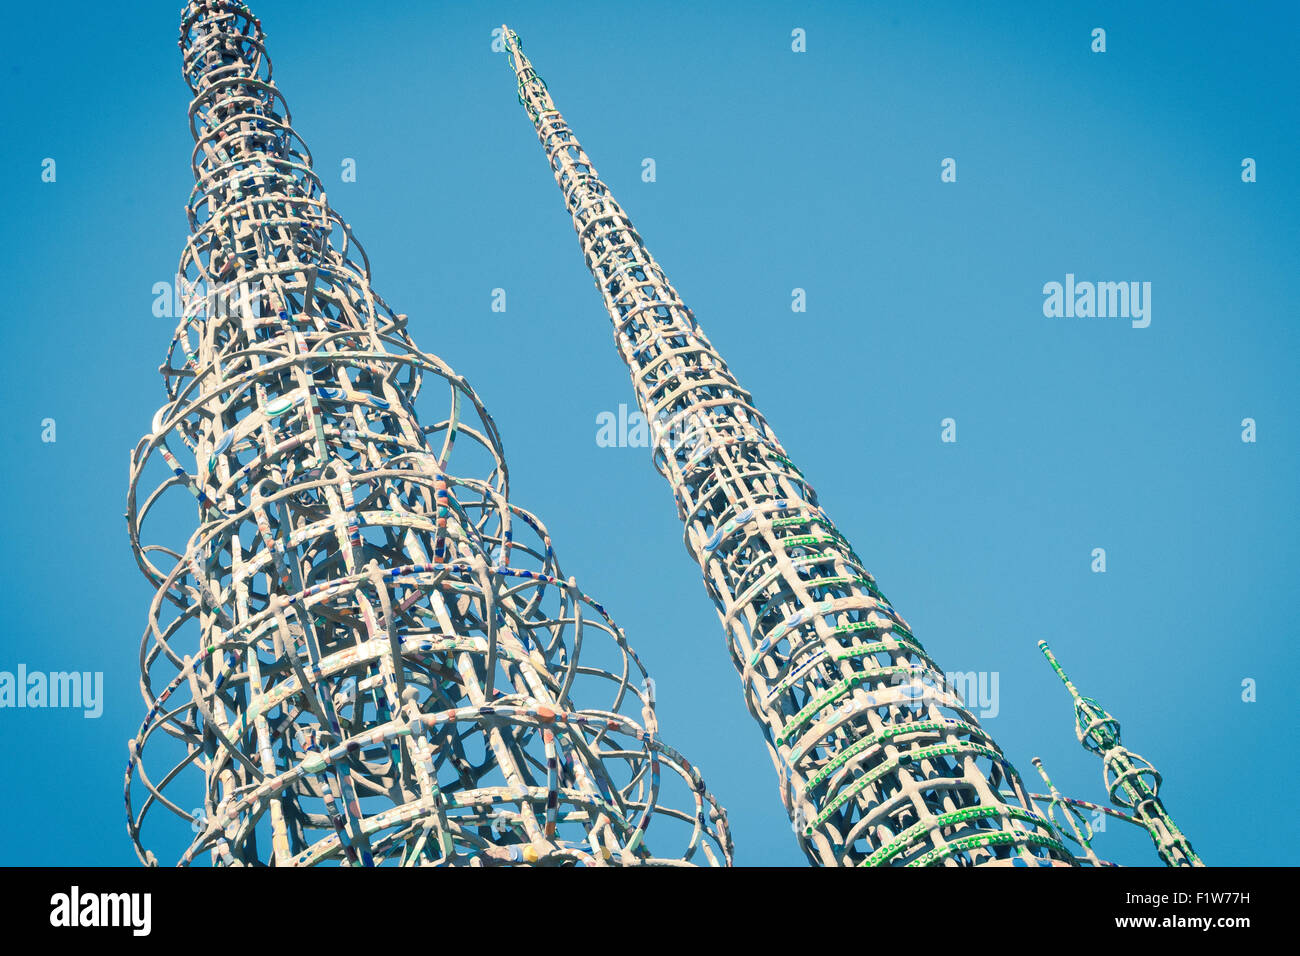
<box><xmin>0</xmin><ymin>0</ymin><xmax>1295</xmax><ymax>866</ymax></box>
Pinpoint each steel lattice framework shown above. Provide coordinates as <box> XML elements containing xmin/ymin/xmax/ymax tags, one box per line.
<box><xmin>504</xmin><ymin>27</ymin><xmax>1073</xmax><ymax>867</ymax></box>
<box><xmin>1038</xmin><ymin>643</ymin><xmax>1203</xmax><ymax>866</ymax></box>
<box><xmin>123</xmin><ymin>0</ymin><xmax>732</xmax><ymax>867</ymax></box>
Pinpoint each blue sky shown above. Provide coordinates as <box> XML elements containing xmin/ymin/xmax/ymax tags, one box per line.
<box><xmin>0</xmin><ymin>0</ymin><xmax>1295</xmax><ymax>865</ymax></box>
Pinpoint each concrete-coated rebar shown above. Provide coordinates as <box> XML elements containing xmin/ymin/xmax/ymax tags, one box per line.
<box><xmin>123</xmin><ymin>1</ymin><xmax>732</xmax><ymax>867</ymax></box>
<box><xmin>503</xmin><ymin>25</ymin><xmax>1072</xmax><ymax>867</ymax></box>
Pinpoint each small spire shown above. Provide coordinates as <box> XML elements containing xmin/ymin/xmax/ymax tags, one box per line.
<box><xmin>1036</xmin><ymin>641</ymin><xmax>1202</xmax><ymax>866</ymax></box>
<box><xmin>1037</xmin><ymin>639</ymin><xmax>1082</xmax><ymax>701</ymax></box>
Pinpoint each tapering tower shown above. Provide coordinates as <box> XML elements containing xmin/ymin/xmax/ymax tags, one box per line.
<box><xmin>503</xmin><ymin>28</ymin><xmax>1069</xmax><ymax>867</ymax></box>
<box><xmin>123</xmin><ymin>1</ymin><xmax>731</xmax><ymax>867</ymax></box>
<box><xmin>1038</xmin><ymin>643</ymin><xmax>1202</xmax><ymax>866</ymax></box>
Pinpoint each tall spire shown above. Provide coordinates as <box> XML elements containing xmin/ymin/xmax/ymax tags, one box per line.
<box><xmin>123</xmin><ymin>1</ymin><xmax>731</xmax><ymax>867</ymax></box>
<box><xmin>1038</xmin><ymin>642</ymin><xmax>1202</xmax><ymax>866</ymax></box>
<box><xmin>503</xmin><ymin>27</ymin><xmax>1070</xmax><ymax>866</ymax></box>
